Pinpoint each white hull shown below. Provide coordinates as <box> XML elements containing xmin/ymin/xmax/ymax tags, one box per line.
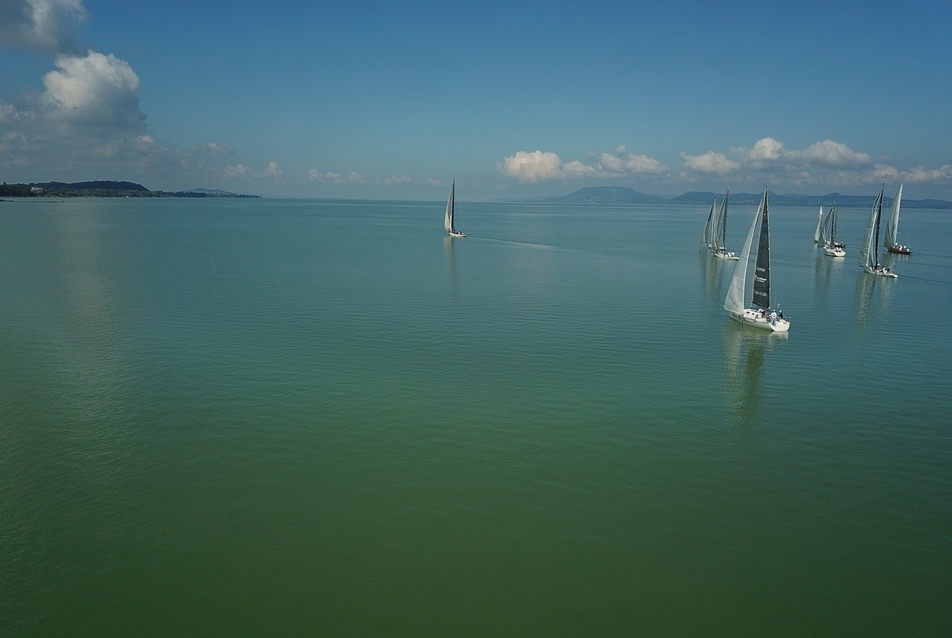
<box><xmin>448</xmin><ymin>230</ymin><xmax>465</xmax><ymax>238</ymax></box>
<box><xmin>863</xmin><ymin>266</ymin><xmax>898</xmax><ymax>278</ymax></box>
<box><xmin>729</xmin><ymin>309</ymin><xmax>790</xmax><ymax>332</ymax></box>
<box><xmin>824</xmin><ymin>246</ymin><xmax>846</xmax><ymax>257</ymax></box>
<box><xmin>714</xmin><ymin>250</ymin><xmax>739</xmax><ymax>261</ymax></box>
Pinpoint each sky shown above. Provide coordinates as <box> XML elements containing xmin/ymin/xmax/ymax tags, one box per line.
<box><xmin>2</xmin><ymin>0</ymin><xmax>951</xmax><ymax>200</ymax></box>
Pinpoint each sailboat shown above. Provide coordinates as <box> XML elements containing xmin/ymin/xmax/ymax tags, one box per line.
<box><xmin>710</xmin><ymin>189</ymin><xmax>738</xmax><ymax>260</ymax></box>
<box><xmin>884</xmin><ymin>182</ymin><xmax>911</xmax><ymax>254</ymax></box>
<box><xmin>813</xmin><ymin>206</ymin><xmax>824</xmax><ymax>243</ymax></box>
<box><xmin>859</xmin><ymin>187</ymin><xmax>897</xmax><ymax>277</ymax></box>
<box><xmin>822</xmin><ymin>205</ymin><xmax>846</xmax><ymax>257</ymax></box>
<box><xmin>724</xmin><ymin>187</ymin><xmax>790</xmax><ymax>332</ymax></box>
<box><xmin>444</xmin><ymin>180</ymin><xmax>465</xmax><ymax>237</ymax></box>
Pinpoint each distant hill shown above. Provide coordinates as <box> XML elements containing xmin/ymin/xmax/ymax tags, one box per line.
<box><xmin>33</xmin><ymin>180</ymin><xmax>149</xmax><ymax>192</ymax></box>
<box><xmin>554</xmin><ymin>186</ymin><xmax>667</xmax><ymax>204</ymax></box>
<box><xmin>0</xmin><ymin>181</ymin><xmax>257</xmax><ymax>198</ymax></box>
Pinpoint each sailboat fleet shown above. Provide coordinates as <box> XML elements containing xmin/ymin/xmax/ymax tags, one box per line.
<box><xmin>439</xmin><ymin>181</ymin><xmax>913</xmax><ymax>333</ymax></box>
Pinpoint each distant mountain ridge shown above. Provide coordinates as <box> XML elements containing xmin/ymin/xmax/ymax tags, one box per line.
<box><xmin>553</xmin><ymin>186</ymin><xmax>667</xmax><ymax>204</ymax></box>
<box><xmin>553</xmin><ymin>186</ymin><xmax>952</xmax><ymax>209</ymax></box>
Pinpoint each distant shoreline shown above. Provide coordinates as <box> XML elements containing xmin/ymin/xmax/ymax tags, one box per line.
<box><xmin>0</xmin><ymin>180</ymin><xmax>258</xmax><ymax>199</ymax></box>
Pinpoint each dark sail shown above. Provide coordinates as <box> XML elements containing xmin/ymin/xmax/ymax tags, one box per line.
<box><xmin>751</xmin><ymin>189</ymin><xmax>771</xmax><ymax>309</ymax></box>
<box><xmin>872</xmin><ymin>194</ymin><xmax>882</xmax><ymax>268</ymax></box>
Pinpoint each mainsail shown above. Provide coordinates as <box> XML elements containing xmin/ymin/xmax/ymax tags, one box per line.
<box><xmin>860</xmin><ymin>188</ymin><xmax>884</xmax><ymax>270</ymax></box>
<box><xmin>751</xmin><ymin>189</ymin><xmax>771</xmax><ymax>309</ymax></box>
<box><xmin>712</xmin><ymin>188</ymin><xmax>729</xmax><ymax>254</ymax></box>
<box><xmin>724</xmin><ymin>190</ymin><xmax>763</xmax><ymax>315</ymax></box>
<box><xmin>701</xmin><ymin>197</ymin><xmax>715</xmax><ymax>246</ymax></box>
<box><xmin>818</xmin><ymin>205</ymin><xmax>835</xmax><ymax>247</ymax></box>
<box><xmin>824</xmin><ymin>205</ymin><xmax>838</xmax><ymax>247</ymax></box>
<box><xmin>814</xmin><ymin>206</ymin><xmax>824</xmax><ymax>243</ymax></box>
<box><xmin>884</xmin><ymin>182</ymin><xmax>903</xmax><ymax>249</ymax></box>
<box><xmin>444</xmin><ymin>180</ymin><xmax>456</xmax><ymax>233</ymax></box>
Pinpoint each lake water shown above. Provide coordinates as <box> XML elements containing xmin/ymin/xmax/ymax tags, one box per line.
<box><xmin>1</xmin><ymin>197</ymin><xmax>950</xmax><ymax>635</ymax></box>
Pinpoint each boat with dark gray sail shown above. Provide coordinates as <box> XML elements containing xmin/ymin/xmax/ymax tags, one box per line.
<box><xmin>724</xmin><ymin>187</ymin><xmax>790</xmax><ymax>332</ymax></box>
<box><xmin>860</xmin><ymin>187</ymin><xmax>898</xmax><ymax>277</ymax></box>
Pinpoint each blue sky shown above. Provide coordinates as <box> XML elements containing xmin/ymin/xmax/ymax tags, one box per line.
<box><xmin>2</xmin><ymin>0</ymin><xmax>951</xmax><ymax>199</ymax></box>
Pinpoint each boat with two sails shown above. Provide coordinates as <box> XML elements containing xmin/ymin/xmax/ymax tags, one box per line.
<box><xmin>884</xmin><ymin>182</ymin><xmax>911</xmax><ymax>255</ymax></box>
<box><xmin>724</xmin><ymin>187</ymin><xmax>790</xmax><ymax>332</ymax></box>
<box><xmin>444</xmin><ymin>180</ymin><xmax>465</xmax><ymax>238</ymax></box>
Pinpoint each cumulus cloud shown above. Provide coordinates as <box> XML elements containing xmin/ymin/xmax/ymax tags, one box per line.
<box><xmin>0</xmin><ymin>0</ymin><xmax>87</xmax><ymax>55</ymax></box>
<box><xmin>223</xmin><ymin>161</ymin><xmax>282</xmax><ymax>181</ymax></box>
<box><xmin>679</xmin><ymin>150</ymin><xmax>741</xmax><ymax>174</ymax></box>
<box><xmin>500</xmin><ymin>150</ymin><xmax>564</xmax><ymax>182</ymax></box>
<box><xmin>500</xmin><ymin>148</ymin><xmax>668</xmax><ymax>182</ymax></box>
<box><xmin>307</xmin><ymin>169</ymin><xmax>344</xmax><ymax>183</ymax></box>
<box><xmin>679</xmin><ymin>136</ymin><xmax>952</xmax><ymax>191</ymax></box>
<box><xmin>40</xmin><ymin>51</ymin><xmax>146</xmax><ymax>129</ymax></box>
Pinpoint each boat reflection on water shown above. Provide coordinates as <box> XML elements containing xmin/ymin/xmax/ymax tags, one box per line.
<box><xmin>854</xmin><ymin>269</ymin><xmax>895</xmax><ymax>330</ymax></box>
<box><xmin>444</xmin><ymin>235</ymin><xmax>457</xmax><ymax>298</ymax></box>
<box><xmin>722</xmin><ymin>323</ymin><xmax>787</xmax><ymax>428</ymax></box>
<box><xmin>699</xmin><ymin>247</ymin><xmax>726</xmax><ymax>304</ymax></box>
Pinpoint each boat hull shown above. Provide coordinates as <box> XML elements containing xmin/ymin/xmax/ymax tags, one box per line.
<box><xmin>887</xmin><ymin>245</ymin><xmax>911</xmax><ymax>255</ymax></box>
<box><xmin>863</xmin><ymin>266</ymin><xmax>898</xmax><ymax>278</ymax></box>
<box><xmin>728</xmin><ymin>309</ymin><xmax>790</xmax><ymax>332</ymax></box>
<box><xmin>714</xmin><ymin>250</ymin><xmax>739</xmax><ymax>261</ymax></box>
<box><xmin>824</xmin><ymin>246</ymin><xmax>846</xmax><ymax>257</ymax></box>
<box><xmin>448</xmin><ymin>231</ymin><xmax>466</xmax><ymax>238</ymax></box>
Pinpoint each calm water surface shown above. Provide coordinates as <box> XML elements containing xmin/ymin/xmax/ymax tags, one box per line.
<box><xmin>1</xmin><ymin>197</ymin><xmax>951</xmax><ymax>635</ymax></box>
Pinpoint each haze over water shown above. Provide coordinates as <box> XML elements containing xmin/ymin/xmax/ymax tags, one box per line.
<box><xmin>1</xmin><ymin>197</ymin><xmax>950</xmax><ymax>635</ymax></box>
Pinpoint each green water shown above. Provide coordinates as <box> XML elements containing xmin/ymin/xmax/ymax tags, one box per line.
<box><xmin>1</xmin><ymin>197</ymin><xmax>950</xmax><ymax>635</ymax></box>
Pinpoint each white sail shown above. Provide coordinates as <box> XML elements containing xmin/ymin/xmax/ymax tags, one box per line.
<box><xmin>444</xmin><ymin>180</ymin><xmax>455</xmax><ymax>232</ymax></box>
<box><xmin>860</xmin><ymin>189</ymin><xmax>883</xmax><ymax>270</ymax></box>
<box><xmin>701</xmin><ymin>197</ymin><xmax>715</xmax><ymax>246</ymax></box>
<box><xmin>813</xmin><ymin>206</ymin><xmax>823</xmax><ymax>243</ymax></box>
<box><xmin>884</xmin><ymin>182</ymin><xmax>903</xmax><ymax>248</ymax></box>
<box><xmin>711</xmin><ymin>189</ymin><xmax>729</xmax><ymax>254</ymax></box>
<box><xmin>724</xmin><ymin>195</ymin><xmax>761</xmax><ymax>314</ymax></box>
<box><xmin>818</xmin><ymin>206</ymin><xmax>835</xmax><ymax>247</ymax></box>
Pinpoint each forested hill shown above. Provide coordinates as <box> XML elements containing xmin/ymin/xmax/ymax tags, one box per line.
<box><xmin>0</xmin><ymin>181</ymin><xmax>258</xmax><ymax>198</ymax></box>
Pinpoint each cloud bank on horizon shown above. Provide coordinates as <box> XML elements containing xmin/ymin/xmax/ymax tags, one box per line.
<box><xmin>501</xmin><ymin>138</ymin><xmax>952</xmax><ymax>193</ymax></box>
<box><xmin>1</xmin><ymin>0</ymin><xmax>951</xmax><ymax>198</ymax></box>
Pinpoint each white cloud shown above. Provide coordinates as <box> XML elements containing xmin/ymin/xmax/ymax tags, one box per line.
<box><xmin>678</xmin><ymin>136</ymin><xmax>952</xmax><ymax>192</ymax></box>
<box><xmin>904</xmin><ymin>165</ymin><xmax>952</xmax><ymax>183</ymax></box>
<box><xmin>223</xmin><ymin>161</ymin><xmax>282</xmax><ymax>181</ymax></box>
<box><xmin>500</xmin><ymin>148</ymin><xmax>668</xmax><ymax>182</ymax></box>
<box><xmin>796</xmin><ymin>139</ymin><xmax>872</xmax><ymax>166</ymax></box>
<box><xmin>307</xmin><ymin>169</ymin><xmax>344</xmax><ymax>183</ymax></box>
<box><xmin>679</xmin><ymin>151</ymin><xmax>740</xmax><ymax>174</ymax></box>
<box><xmin>0</xmin><ymin>0</ymin><xmax>87</xmax><ymax>55</ymax></box>
<box><xmin>40</xmin><ymin>51</ymin><xmax>145</xmax><ymax>128</ymax></box>
<box><xmin>500</xmin><ymin>150</ymin><xmax>564</xmax><ymax>182</ymax></box>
